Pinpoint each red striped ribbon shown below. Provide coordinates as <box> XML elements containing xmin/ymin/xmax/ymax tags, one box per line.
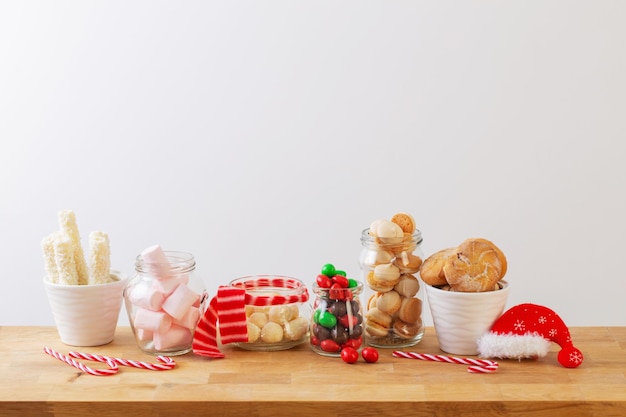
<box><xmin>192</xmin><ymin>278</ymin><xmax>309</xmax><ymax>358</ymax></box>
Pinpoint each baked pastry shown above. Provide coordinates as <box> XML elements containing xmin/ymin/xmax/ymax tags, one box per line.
<box><xmin>392</xmin><ymin>318</ymin><xmax>422</xmax><ymax>339</ymax></box>
<box><xmin>419</xmin><ymin>247</ymin><xmax>455</xmax><ymax>286</ymax></box>
<box><xmin>366</xmin><ymin>264</ymin><xmax>401</xmax><ymax>292</ymax></box>
<box><xmin>390</xmin><ymin>212</ymin><xmax>415</xmax><ymax>234</ymax></box>
<box><xmin>442</xmin><ymin>239</ymin><xmax>503</xmax><ymax>292</ymax></box>
<box><xmin>393</xmin><ymin>252</ymin><xmax>423</xmax><ymax>274</ymax></box>
<box><xmin>393</xmin><ymin>274</ymin><xmax>420</xmax><ymax>298</ymax></box>
<box><xmin>284</xmin><ymin>317</ymin><xmax>308</xmax><ymax>341</ymax></box>
<box><xmin>376</xmin><ymin>290</ymin><xmax>401</xmax><ymax>315</ymax></box>
<box><xmin>397</xmin><ymin>297</ymin><xmax>422</xmax><ymax>324</ymax></box>
<box><xmin>260</xmin><ymin>322</ymin><xmax>284</xmax><ymax>343</ymax></box>
<box><xmin>365</xmin><ymin>307</ymin><xmax>392</xmax><ymax>337</ymax></box>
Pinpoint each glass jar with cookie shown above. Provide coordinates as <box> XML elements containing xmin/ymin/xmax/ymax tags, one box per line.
<box><xmin>359</xmin><ymin>212</ymin><xmax>425</xmax><ymax>348</ymax></box>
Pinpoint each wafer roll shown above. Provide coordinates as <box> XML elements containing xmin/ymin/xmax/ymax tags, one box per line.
<box><xmin>88</xmin><ymin>231</ymin><xmax>111</xmax><ymax>284</ymax></box>
<box><xmin>58</xmin><ymin>210</ymin><xmax>89</xmax><ymax>285</ymax></box>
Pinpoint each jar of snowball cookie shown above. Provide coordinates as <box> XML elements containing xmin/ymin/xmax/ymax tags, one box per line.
<box><xmin>360</xmin><ymin>213</ymin><xmax>425</xmax><ymax>348</ymax></box>
<box><xmin>230</xmin><ymin>275</ymin><xmax>311</xmax><ymax>351</ymax></box>
<box><xmin>124</xmin><ymin>246</ymin><xmax>207</xmax><ymax>356</ymax></box>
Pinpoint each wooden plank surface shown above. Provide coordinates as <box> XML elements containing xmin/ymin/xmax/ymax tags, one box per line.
<box><xmin>1</xmin><ymin>326</ymin><xmax>624</xmax><ymax>417</ymax></box>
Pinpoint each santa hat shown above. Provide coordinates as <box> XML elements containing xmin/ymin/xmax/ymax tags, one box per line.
<box><xmin>476</xmin><ymin>303</ymin><xmax>583</xmax><ymax>368</ymax></box>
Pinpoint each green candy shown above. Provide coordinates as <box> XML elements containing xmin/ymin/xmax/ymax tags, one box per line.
<box><xmin>317</xmin><ymin>311</ymin><xmax>337</xmax><ymax>328</ymax></box>
<box><xmin>314</xmin><ymin>309</ymin><xmax>321</xmax><ymax>324</ymax></box>
<box><xmin>334</xmin><ymin>270</ymin><xmax>347</xmax><ymax>277</ymax></box>
<box><xmin>348</xmin><ymin>278</ymin><xmax>358</xmax><ymax>288</ymax></box>
<box><xmin>321</xmin><ymin>263</ymin><xmax>336</xmax><ymax>277</ymax></box>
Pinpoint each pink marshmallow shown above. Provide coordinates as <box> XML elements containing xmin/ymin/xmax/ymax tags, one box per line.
<box><xmin>133</xmin><ymin>308</ymin><xmax>172</xmax><ymax>333</ymax></box>
<box><xmin>140</xmin><ymin>245</ymin><xmax>172</xmax><ymax>279</ymax></box>
<box><xmin>162</xmin><ymin>284</ymin><xmax>200</xmax><ymax>321</ymax></box>
<box><xmin>153</xmin><ymin>325</ymin><xmax>192</xmax><ymax>350</ymax></box>
<box><xmin>173</xmin><ymin>307</ymin><xmax>201</xmax><ymax>330</ymax></box>
<box><xmin>152</xmin><ymin>275</ymin><xmax>183</xmax><ymax>297</ymax></box>
<box><xmin>128</xmin><ymin>281</ymin><xmax>165</xmax><ymax>311</ymax></box>
<box><xmin>136</xmin><ymin>328</ymin><xmax>153</xmax><ymax>342</ymax></box>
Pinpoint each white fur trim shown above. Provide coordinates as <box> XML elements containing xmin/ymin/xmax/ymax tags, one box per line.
<box><xmin>476</xmin><ymin>332</ymin><xmax>551</xmax><ymax>360</ymax></box>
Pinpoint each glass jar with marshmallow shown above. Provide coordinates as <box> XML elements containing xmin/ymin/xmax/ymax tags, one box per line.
<box><xmin>124</xmin><ymin>245</ymin><xmax>207</xmax><ymax>356</ymax></box>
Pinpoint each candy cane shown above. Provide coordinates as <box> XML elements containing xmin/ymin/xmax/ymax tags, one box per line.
<box><xmin>43</xmin><ymin>347</ymin><xmax>118</xmax><ymax>376</ymax></box>
<box><xmin>68</xmin><ymin>351</ymin><xmax>176</xmax><ymax>371</ymax></box>
<box><xmin>392</xmin><ymin>351</ymin><xmax>499</xmax><ymax>373</ymax></box>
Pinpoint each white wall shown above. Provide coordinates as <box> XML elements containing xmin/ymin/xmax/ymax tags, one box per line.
<box><xmin>1</xmin><ymin>1</ymin><xmax>625</xmax><ymax>328</ymax></box>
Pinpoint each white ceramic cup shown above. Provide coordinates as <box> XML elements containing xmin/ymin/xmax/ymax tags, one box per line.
<box><xmin>44</xmin><ymin>270</ymin><xmax>128</xmax><ymax>346</ymax></box>
<box><xmin>425</xmin><ymin>281</ymin><xmax>510</xmax><ymax>355</ymax></box>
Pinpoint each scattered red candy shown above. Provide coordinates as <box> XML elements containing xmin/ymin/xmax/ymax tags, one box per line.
<box><xmin>361</xmin><ymin>347</ymin><xmax>379</xmax><ymax>363</ymax></box>
<box><xmin>341</xmin><ymin>347</ymin><xmax>359</xmax><ymax>364</ymax></box>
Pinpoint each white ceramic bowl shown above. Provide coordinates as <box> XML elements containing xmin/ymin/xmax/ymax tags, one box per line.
<box><xmin>425</xmin><ymin>281</ymin><xmax>510</xmax><ymax>355</ymax></box>
<box><xmin>43</xmin><ymin>270</ymin><xmax>128</xmax><ymax>346</ymax></box>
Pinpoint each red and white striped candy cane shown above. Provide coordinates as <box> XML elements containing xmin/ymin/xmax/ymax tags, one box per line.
<box><xmin>392</xmin><ymin>351</ymin><xmax>499</xmax><ymax>373</ymax></box>
<box><xmin>68</xmin><ymin>351</ymin><xmax>176</xmax><ymax>371</ymax></box>
<box><xmin>43</xmin><ymin>347</ymin><xmax>118</xmax><ymax>376</ymax></box>
<box><xmin>231</xmin><ymin>276</ymin><xmax>309</xmax><ymax>306</ymax></box>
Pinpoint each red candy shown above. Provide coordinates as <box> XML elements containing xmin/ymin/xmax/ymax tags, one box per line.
<box><xmin>316</xmin><ymin>274</ymin><xmax>332</xmax><ymax>288</ymax></box>
<box><xmin>341</xmin><ymin>347</ymin><xmax>359</xmax><ymax>364</ymax></box>
<box><xmin>320</xmin><ymin>339</ymin><xmax>341</xmax><ymax>353</ymax></box>
<box><xmin>362</xmin><ymin>347</ymin><xmax>379</xmax><ymax>363</ymax></box>
<box><xmin>342</xmin><ymin>336</ymin><xmax>363</xmax><ymax>350</ymax></box>
<box><xmin>328</xmin><ymin>283</ymin><xmax>345</xmax><ymax>300</ymax></box>
<box><xmin>332</xmin><ymin>275</ymin><xmax>349</xmax><ymax>288</ymax></box>
<box><xmin>339</xmin><ymin>314</ymin><xmax>359</xmax><ymax>329</ymax></box>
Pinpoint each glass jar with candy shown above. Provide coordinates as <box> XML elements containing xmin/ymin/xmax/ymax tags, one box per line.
<box><xmin>124</xmin><ymin>245</ymin><xmax>207</xmax><ymax>356</ymax></box>
<box><xmin>310</xmin><ymin>264</ymin><xmax>364</xmax><ymax>357</ymax></box>
<box><xmin>360</xmin><ymin>213</ymin><xmax>425</xmax><ymax>348</ymax></box>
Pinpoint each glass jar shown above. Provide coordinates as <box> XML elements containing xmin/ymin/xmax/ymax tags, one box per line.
<box><xmin>124</xmin><ymin>250</ymin><xmax>207</xmax><ymax>356</ymax></box>
<box><xmin>360</xmin><ymin>228</ymin><xmax>425</xmax><ymax>348</ymax></box>
<box><xmin>230</xmin><ymin>275</ymin><xmax>310</xmax><ymax>351</ymax></box>
<box><xmin>310</xmin><ymin>280</ymin><xmax>364</xmax><ymax>357</ymax></box>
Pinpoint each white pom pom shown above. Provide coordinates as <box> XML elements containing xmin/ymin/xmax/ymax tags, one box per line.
<box><xmin>477</xmin><ymin>332</ymin><xmax>551</xmax><ymax>360</ymax></box>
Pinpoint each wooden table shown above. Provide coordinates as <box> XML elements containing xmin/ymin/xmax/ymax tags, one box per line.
<box><xmin>1</xmin><ymin>326</ymin><xmax>624</xmax><ymax>417</ymax></box>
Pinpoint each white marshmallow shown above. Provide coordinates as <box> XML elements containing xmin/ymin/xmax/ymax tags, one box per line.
<box><xmin>153</xmin><ymin>325</ymin><xmax>192</xmax><ymax>350</ymax></box>
<box><xmin>133</xmin><ymin>308</ymin><xmax>172</xmax><ymax>333</ymax></box>
<box><xmin>140</xmin><ymin>245</ymin><xmax>172</xmax><ymax>279</ymax></box>
<box><xmin>162</xmin><ymin>284</ymin><xmax>200</xmax><ymax>321</ymax></box>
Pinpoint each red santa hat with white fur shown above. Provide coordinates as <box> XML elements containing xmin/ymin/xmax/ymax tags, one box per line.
<box><xmin>476</xmin><ymin>303</ymin><xmax>583</xmax><ymax>368</ymax></box>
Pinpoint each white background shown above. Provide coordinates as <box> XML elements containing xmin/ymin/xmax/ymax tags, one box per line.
<box><xmin>1</xmin><ymin>1</ymin><xmax>625</xmax><ymax>328</ymax></box>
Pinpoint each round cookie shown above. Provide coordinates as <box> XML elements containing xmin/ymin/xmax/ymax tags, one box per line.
<box><xmin>248</xmin><ymin>312</ymin><xmax>269</xmax><ymax>328</ymax></box>
<box><xmin>472</xmin><ymin>238</ymin><xmax>508</xmax><ymax>278</ymax></box>
<box><xmin>376</xmin><ymin>290</ymin><xmax>401</xmax><ymax>315</ymax></box>
<box><xmin>442</xmin><ymin>239</ymin><xmax>502</xmax><ymax>292</ymax></box>
<box><xmin>393</xmin><ymin>252</ymin><xmax>423</xmax><ymax>274</ymax></box>
<box><xmin>284</xmin><ymin>316</ymin><xmax>308</xmax><ymax>341</ymax></box>
<box><xmin>246</xmin><ymin>322</ymin><xmax>261</xmax><ymax>343</ymax></box>
<box><xmin>260</xmin><ymin>321</ymin><xmax>284</xmax><ymax>343</ymax></box>
<box><xmin>365</xmin><ymin>307</ymin><xmax>392</xmax><ymax>337</ymax></box>
<box><xmin>420</xmin><ymin>247</ymin><xmax>455</xmax><ymax>286</ymax></box>
<box><xmin>397</xmin><ymin>297</ymin><xmax>422</xmax><ymax>324</ymax></box>
<box><xmin>367</xmin><ymin>264</ymin><xmax>401</xmax><ymax>292</ymax></box>
<box><xmin>393</xmin><ymin>274</ymin><xmax>420</xmax><ymax>298</ymax></box>
<box><xmin>392</xmin><ymin>318</ymin><xmax>423</xmax><ymax>339</ymax></box>
<box><xmin>391</xmin><ymin>212</ymin><xmax>416</xmax><ymax>234</ymax></box>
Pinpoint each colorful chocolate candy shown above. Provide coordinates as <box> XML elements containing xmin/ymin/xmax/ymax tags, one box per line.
<box><xmin>310</xmin><ymin>264</ymin><xmax>364</xmax><ymax>356</ymax></box>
